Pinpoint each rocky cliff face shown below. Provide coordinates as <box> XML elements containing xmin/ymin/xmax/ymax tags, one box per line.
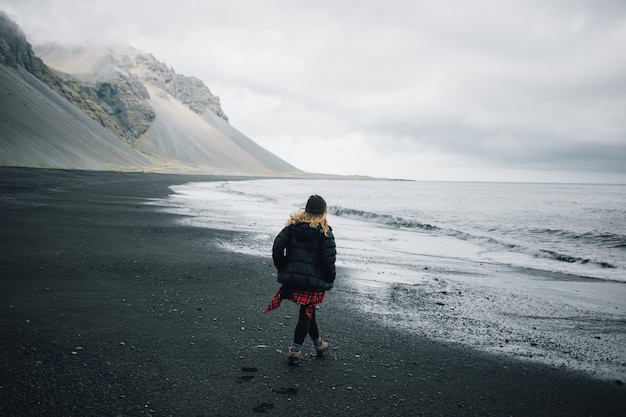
<box><xmin>0</xmin><ymin>11</ymin><xmax>45</xmax><ymax>76</ymax></box>
<box><xmin>96</xmin><ymin>76</ymin><xmax>155</xmax><ymax>144</ymax></box>
<box><xmin>133</xmin><ymin>52</ymin><xmax>228</xmax><ymax>121</ymax></box>
<box><xmin>35</xmin><ymin>44</ymin><xmax>229</xmax><ymax>145</ymax></box>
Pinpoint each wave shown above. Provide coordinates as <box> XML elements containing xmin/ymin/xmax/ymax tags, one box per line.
<box><xmin>329</xmin><ymin>205</ymin><xmax>620</xmax><ymax>270</ymax></box>
<box><xmin>529</xmin><ymin>228</ymin><xmax>626</xmax><ymax>249</ymax></box>
<box><xmin>533</xmin><ymin>249</ymin><xmax>616</xmax><ymax>269</ymax></box>
<box><xmin>330</xmin><ymin>207</ymin><xmax>440</xmax><ymax>231</ymax></box>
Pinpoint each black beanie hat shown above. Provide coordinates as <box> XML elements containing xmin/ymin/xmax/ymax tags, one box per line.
<box><xmin>305</xmin><ymin>195</ymin><xmax>327</xmax><ymax>215</ymax></box>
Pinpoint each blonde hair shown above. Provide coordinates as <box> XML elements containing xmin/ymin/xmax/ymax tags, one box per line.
<box><xmin>287</xmin><ymin>210</ymin><xmax>330</xmax><ymax>236</ymax></box>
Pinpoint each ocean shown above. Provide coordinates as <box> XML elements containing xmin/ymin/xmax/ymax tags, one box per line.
<box><xmin>151</xmin><ymin>179</ymin><xmax>626</xmax><ymax>381</ymax></box>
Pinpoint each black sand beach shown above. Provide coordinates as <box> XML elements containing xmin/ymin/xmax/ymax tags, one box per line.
<box><xmin>1</xmin><ymin>167</ymin><xmax>624</xmax><ymax>417</ymax></box>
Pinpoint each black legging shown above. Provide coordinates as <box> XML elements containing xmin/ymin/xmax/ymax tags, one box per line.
<box><xmin>294</xmin><ymin>305</ymin><xmax>319</xmax><ymax>345</ymax></box>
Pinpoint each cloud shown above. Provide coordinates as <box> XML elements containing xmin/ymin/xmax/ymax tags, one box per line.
<box><xmin>2</xmin><ymin>0</ymin><xmax>625</xmax><ymax>182</ymax></box>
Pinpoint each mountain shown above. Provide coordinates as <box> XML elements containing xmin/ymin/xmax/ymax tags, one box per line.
<box><xmin>0</xmin><ymin>11</ymin><xmax>300</xmax><ymax>174</ymax></box>
<box><xmin>0</xmin><ymin>12</ymin><xmax>153</xmax><ymax>170</ymax></box>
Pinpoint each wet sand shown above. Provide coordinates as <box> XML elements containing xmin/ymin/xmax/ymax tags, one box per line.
<box><xmin>1</xmin><ymin>167</ymin><xmax>624</xmax><ymax>416</ymax></box>
<box><xmin>338</xmin><ymin>259</ymin><xmax>626</xmax><ymax>383</ymax></box>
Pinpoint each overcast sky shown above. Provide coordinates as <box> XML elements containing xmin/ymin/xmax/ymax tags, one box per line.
<box><xmin>2</xmin><ymin>0</ymin><xmax>626</xmax><ymax>182</ymax></box>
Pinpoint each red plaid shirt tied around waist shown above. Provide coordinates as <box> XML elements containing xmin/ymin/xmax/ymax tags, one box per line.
<box><xmin>264</xmin><ymin>286</ymin><xmax>325</xmax><ymax>319</ymax></box>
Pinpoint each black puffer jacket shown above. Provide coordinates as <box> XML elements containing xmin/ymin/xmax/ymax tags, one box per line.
<box><xmin>272</xmin><ymin>222</ymin><xmax>336</xmax><ymax>291</ymax></box>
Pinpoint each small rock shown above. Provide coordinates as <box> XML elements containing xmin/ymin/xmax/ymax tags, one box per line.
<box><xmin>252</xmin><ymin>402</ymin><xmax>274</xmax><ymax>413</ymax></box>
<box><xmin>272</xmin><ymin>387</ymin><xmax>298</xmax><ymax>395</ymax></box>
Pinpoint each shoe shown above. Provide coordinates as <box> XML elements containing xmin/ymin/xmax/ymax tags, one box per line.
<box><xmin>315</xmin><ymin>340</ymin><xmax>329</xmax><ymax>357</ymax></box>
<box><xmin>288</xmin><ymin>347</ymin><xmax>301</xmax><ymax>366</ymax></box>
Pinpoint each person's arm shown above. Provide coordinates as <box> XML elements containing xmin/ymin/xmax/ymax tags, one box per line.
<box><xmin>319</xmin><ymin>229</ymin><xmax>336</xmax><ymax>282</ymax></box>
<box><xmin>272</xmin><ymin>226</ymin><xmax>290</xmax><ymax>271</ymax></box>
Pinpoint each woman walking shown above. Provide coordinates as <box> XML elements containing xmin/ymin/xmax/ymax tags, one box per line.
<box><xmin>264</xmin><ymin>195</ymin><xmax>337</xmax><ymax>366</ymax></box>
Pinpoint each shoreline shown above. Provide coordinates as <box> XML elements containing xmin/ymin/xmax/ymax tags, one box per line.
<box><xmin>156</xmin><ymin>179</ymin><xmax>626</xmax><ymax>382</ymax></box>
<box><xmin>1</xmin><ymin>167</ymin><xmax>624</xmax><ymax>416</ymax></box>
<box><xmin>338</xmin><ymin>263</ymin><xmax>626</xmax><ymax>383</ymax></box>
